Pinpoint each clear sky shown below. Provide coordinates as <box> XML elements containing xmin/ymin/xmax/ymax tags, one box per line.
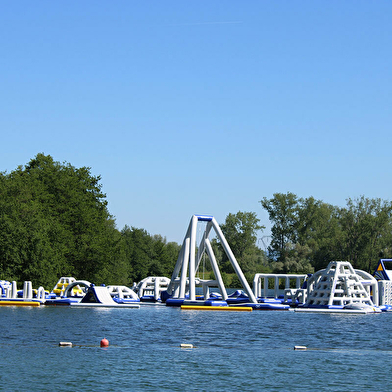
<box><xmin>1</xmin><ymin>1</ymin><xmax>391</xmax><ymax>245</ymax></box>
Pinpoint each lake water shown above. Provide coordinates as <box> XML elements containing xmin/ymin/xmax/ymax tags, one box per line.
<box><xmin>0</xmin><ymin>305</ymin><xmax>391</xmax><ymax>391</ymax></box>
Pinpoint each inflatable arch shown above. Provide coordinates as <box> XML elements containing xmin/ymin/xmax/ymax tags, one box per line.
<box><xmin>63</xmin><ymin>281</ymin><xmax>91</xmax><ymax>297</ymax></box>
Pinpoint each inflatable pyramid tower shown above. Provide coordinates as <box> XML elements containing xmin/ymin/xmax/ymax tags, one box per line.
<box><xmin>305</xmin><ymin>261</ymin><xmax>375</xmax><ymax>308</ymax></box>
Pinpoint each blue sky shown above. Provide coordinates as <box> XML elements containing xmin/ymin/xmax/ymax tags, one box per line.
<box><xmin>1</xmin><ymin>1</ymin><xmax>391</xmax><ymax>245</ymax></box>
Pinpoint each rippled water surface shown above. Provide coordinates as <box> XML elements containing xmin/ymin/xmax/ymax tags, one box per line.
<box><xmin>0</xmin><ymin>305</ymin><xmax>391</xmax><ymax>391</ymax></box>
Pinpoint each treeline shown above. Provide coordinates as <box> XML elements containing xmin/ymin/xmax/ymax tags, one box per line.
<box><xmin>0</xmin><ymin>154</ymin><xmax>180</xmax><ymax>288</ymax></box>
<box><xmin>261</xmin><ymin>192</ymin><xmax>392</xmax><ymax>274</ymax></box>
<box><xmin>1</xmin><ymin>155</ymin><xmax>390</xmax><ymax>289</ymax></box>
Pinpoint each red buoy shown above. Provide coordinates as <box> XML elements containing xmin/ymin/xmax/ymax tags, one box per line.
<box><xmin>100</xmin><ymin>338</ymin><xmax>109</xmax><ymax>347</ymax></box>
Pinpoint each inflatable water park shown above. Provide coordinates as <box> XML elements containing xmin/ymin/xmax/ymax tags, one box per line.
<box><xmin>1</xmin><ymin>214</ymin><xmax>392</xmax><ymax>314</ymax></box>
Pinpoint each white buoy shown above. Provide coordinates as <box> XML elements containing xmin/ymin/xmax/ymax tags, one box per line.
<box><xmin>294</xmin><ymin>346</ymin><xmax>307</xmax><ymax>350</ymax></box>
<box><xmin>59</xmin><ymin>342</ymin><xmax>73</xmax><ymax>347</ymax></box>
<box><xmin>180</xmin><ymin>343</ymin><xmax>193</xmax><ymax>349</ymax></box>
<box><xmin>11</xmin><ymin>281</ymin><xmax>17</xmax><ymax>298</ymax></box>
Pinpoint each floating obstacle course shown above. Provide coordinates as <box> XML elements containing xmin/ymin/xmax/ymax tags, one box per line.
<box><xmin>2</xmin><ymin>214</ymin><xmax>391</xmax><ymax>315</ymax></box>
<box><xmin>0</xmin><ymin>280</ymin><xmax>46</xmax><ymax>306</ymax></box>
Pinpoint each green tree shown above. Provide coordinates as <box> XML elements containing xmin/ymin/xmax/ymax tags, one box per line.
<box><xmin>218</xmin><ymin>211</ymin><xmax>265</xmax><ymax>274</ymax></box>
<box><xmin>0</xmin><ymin>154</ymin><xmax>126</xmax><ymax>287</ymax></box>
<box><xmin>260</xmin><ymin>192</ymin><xmax>299</xmax><ymax>264</ymax></box>
<box><xmin>261</xmin><ymin>192</ymin><xmax>392</xmax><ymax>274</ymax></box>
<box><xmin>149</xmin><ymin>234</ymin><xmax>180</xmax><ymax>277</ymax></box>
<box><xmin>270</xmin><ymin>243</ymin><xmax>314</xmax><ymax>274</ymax></box>
<box><xmin>121</xmin><ymin>226</ymin><xmax>180</xmax><ymax>283</ymax></box>
<box><xmin>121</xmin><ymin>226</ymin><xmax>152</xmax><ymax>283</ymax></box>
<box><xmin>121</xmin><ymin>226</ymin><xmax>181</xmax><ymax>283</ymax></box>
<box><xmin>336</xmin><ymin>196</ymin><xmax>392</xmax><ymax>272</ymax></box>
<box><xmin>296</xmin><ymin>197</ymin><xmax>342</xmax><ymax>271</ymax></box>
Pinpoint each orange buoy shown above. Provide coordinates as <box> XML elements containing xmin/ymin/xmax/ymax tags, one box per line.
<box><xmin>100</xmin><ymin>338</ymin><xmax>109</xmax><ymax>347</ymax></box>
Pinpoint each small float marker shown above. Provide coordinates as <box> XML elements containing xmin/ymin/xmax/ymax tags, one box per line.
<box><xmin>180</xmin><ymin>343</ymin><xmax>193</xmax><ymax>349</ymax></box>
<box><xmin>100</xmin><ymin>338</ymin><xmax>109</xmax><ymax>347</ymax></box>
<box><xmin>294</xmin><ymin>346</ymin><xmax>307</xmax><ymax>351</ymax></box>
<box><xmin>59</xmin><ymin>342</ymin><xmax>73</xmax><ymax>347</ymax></box>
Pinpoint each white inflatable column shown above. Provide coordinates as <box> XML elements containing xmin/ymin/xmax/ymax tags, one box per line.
<box><xmin>179</xmin><ymin>237</ymin><xmax>190</xmax><ymax>298</ymax></box>
<box><xmin>11</xmin><ymin>281</ymin><xmax>17</xmax><ymax>298</ymax></box>
<box><xmin>253</xmin><ymin>274</ymin><xmax>262</xmax><ymax>298</ymax></box>
<box><xmin>189</xmin><ymin>215</ymin><xmax>198</xmax><ymax>301</ymax></box>
<box><xmin>23</xmin><ymin>281</ymin><xmax>33</xmax><ymax>299</ymax></box>
<box><xmin>154</xmin><ymin>278</ymin><xmax>160</xmax><ymax>301</ymax></box>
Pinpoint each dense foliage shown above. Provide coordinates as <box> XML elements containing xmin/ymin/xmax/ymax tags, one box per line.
<box><xmin>0</xmin><ymin>154</ymin><xmax>180</xmax><ymax>288</ymax></box>
<box><xmin>260</xmin><ymin>192</ymin><xmax>392</xmax><ymax>273</ymax></box>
